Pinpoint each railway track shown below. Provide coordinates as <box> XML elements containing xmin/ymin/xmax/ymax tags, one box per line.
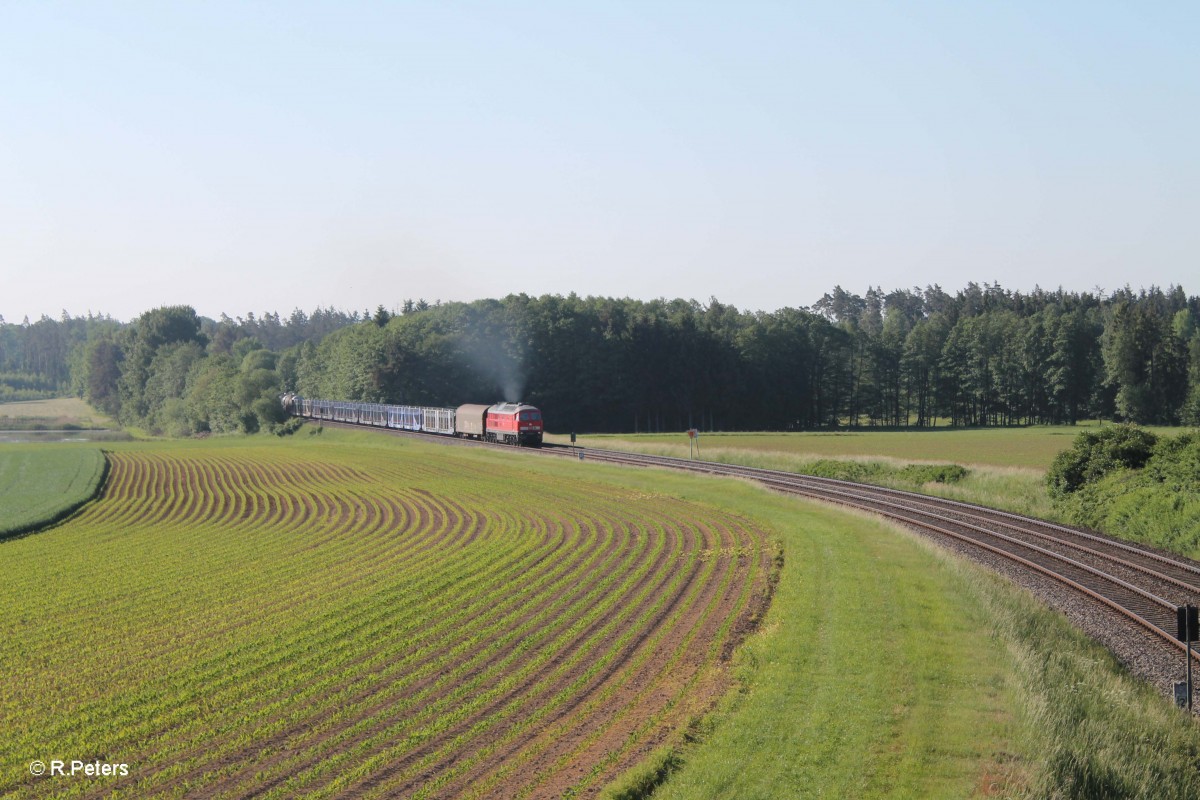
<box><xmin>539</xmin><ymin>443</ymin><xmax>1200</xmax><ymax>671</ymax></box>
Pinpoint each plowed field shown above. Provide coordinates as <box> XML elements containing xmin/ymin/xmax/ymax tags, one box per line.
<box><xmin>0</xmin><ymin>440</ymin><xmax>775</xmax><ymax>798</ymax></box>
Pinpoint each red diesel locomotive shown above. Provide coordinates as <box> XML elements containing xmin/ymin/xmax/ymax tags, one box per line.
<box><xmin>486</xmin><ymin>402</ymin><xmax>543</xmax><ymax>446</ymax></box>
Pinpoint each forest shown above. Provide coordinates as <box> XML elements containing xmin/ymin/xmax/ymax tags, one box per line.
<box><xmin>1</xmin><ymin>282</ymin><xmax>1198</xmax><ymax>435</ymax></box>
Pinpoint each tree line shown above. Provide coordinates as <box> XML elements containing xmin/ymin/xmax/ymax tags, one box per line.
<box><xmin>296</xmin><ymin>283</ymin><xmax>1200</xmax><ymax>432</ymax></box>
<box><xmin>0</xmin><ymin>306</ymin><xmax>360</xmax><ymax>432</ymax></box>
<box><xmin>2</xmin><ymin>282</ymin><xmax>1198</xmax><ymax>434</ymax></box>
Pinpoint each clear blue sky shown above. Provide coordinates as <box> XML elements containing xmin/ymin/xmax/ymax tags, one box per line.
<box><xmin>1</xmin><ymin>1</ymin><xmax>1196</xmax><ymax>322</ymax></box>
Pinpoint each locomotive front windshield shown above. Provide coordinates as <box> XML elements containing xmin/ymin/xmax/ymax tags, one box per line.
<box><xmin>520</xmin><ymin>411</ymin><xmax>542</xmax><ymax>422</ymax></box>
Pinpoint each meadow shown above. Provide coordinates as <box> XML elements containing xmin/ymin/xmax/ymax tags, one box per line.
<box><xmin>550</xmin><ymin>429</ymin><xmax>1061</xmax><ymax>526</ymax></box>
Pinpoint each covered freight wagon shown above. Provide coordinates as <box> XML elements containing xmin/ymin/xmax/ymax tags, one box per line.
<box><xmin>455</xmin><ymin>404</ymin><xmax>490</xmax><ymax>439</ymax></box>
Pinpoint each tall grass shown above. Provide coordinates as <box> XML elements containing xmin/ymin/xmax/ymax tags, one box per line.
<box><xmin>562</xmin><ymin>426</ymin><xmax>1091</xmax><ymax>470</ymax></box>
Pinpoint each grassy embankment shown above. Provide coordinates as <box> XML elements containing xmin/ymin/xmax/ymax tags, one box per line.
<box><xmin>0</xmin><ymin>446</ymin><xmax>108</xmax><ymax>539</ymax></box>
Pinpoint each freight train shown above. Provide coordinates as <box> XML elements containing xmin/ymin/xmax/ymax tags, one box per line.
<box><xmin>281</xmin><ymin>394</ymin><xmax>545</xmax><ymax>447</ymax></box>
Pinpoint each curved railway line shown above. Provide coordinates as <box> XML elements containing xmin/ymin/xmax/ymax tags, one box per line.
<box><xmin>541</xmin><ymin>444</ymin><xmax>1200</xmax><ymax>698</ymax></box>
<box><xmin>322</xmin><ymin>420</ymin><xmax>1200</xmax><ymax>703</ymax></box>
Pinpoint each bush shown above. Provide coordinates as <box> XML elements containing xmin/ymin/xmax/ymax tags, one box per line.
<box><xmin>897</xmin><ymin>464</ymin><xmax>970</xmax><ymax>485</ymax></box>
<box><xmin>1146</xmin><ymin>432</ymin><xmax>1200</xmax><ymax>489</ymax></box>
<box><xmin>1045</xmin><ymin>424</ymin><xmax>1158</xmax><ymax>498</ymax></box>
<box><xmin>252</xmin><ymin>394</ymin><xmax>287</xmax><ymax>429</ymax></box>
<box><xmin>158</xmin><ymin>397</ymin><xmax>195</xmax><ymax>438</ymax></box>
<box><xmin>274</xmin><ymin>416</ymin><xmax>305</xmax><ymax>437</ymax></box>
<box><xmin>1049</xmin><ymin>427</ymin><xmax>1200</xmax><ymax>558</ymax></box>
<box><xmin>802</xmin><ymin>459</ymin><xmax>886</xmax><ymax>482</ymax></box>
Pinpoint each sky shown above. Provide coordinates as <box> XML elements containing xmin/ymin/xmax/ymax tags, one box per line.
<box><xmin>1</xmin><ymin>1</ymin><xmax>1196</xmax><ymax>323</ymax></box>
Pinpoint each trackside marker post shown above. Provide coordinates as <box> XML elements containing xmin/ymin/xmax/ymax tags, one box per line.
<box><xmin>1176</xmin><ymin>604</ymin><xmax>1197</xmax><ymax>711</ymax></box>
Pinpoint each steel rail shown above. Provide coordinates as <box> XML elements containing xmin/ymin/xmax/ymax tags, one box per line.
<box><xmin>567</xmin><ymin>447</ymin><xmax>1200</xmax><ymax>588</ymax></box>
<box><xmin>605</xmin><ymin>453</ymin><xmax>1200</xmax><ymax>597</ymax></box>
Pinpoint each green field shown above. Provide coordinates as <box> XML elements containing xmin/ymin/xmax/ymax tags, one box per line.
<box><xmin>0</xmin><ymin>446</ymin><xmax>107</xmax><ymax>538</ymax></box>
<box><xmin>6</xmin><ymin>429</ymin><xmax>1200</xmax><ymax>798</ymax></box>
<box><xmin>0</xmin><ymin>432</ymin><xmax>773</xmax><ymax>798</ymax></box>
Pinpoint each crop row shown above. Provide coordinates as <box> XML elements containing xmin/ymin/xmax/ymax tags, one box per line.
<box><xmin>0</xmin><ymin>441</ymin><xmax>773</xmax><ymax>798</ymax></box>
